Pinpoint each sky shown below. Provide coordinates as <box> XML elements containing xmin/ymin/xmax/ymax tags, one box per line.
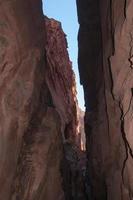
<box><xmin>42</xmin><ymin>0</ymin><xmax>85</xmax><ymax>111</ymax></box>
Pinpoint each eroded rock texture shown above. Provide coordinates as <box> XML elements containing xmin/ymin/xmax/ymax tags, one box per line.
<box><xmin>77</xmin><ymin>0</ymin><xmax>133</xmax><ymax>199</ymax></box>
<box><xmin>0</xmin><ymin>1</ymin><xmax>78</xmax><ymax>200</ymax></box>
<box><xmin>45</xmin><ymin>17</ymin><xmax>77</xmax><ymax>144</ymax></box>
<box><xmin>45</xmin><ymin>17</ymin><xmax>85</xmax><ymax>200</ymax></box>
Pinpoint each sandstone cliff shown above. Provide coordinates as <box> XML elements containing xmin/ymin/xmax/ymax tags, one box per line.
<box><xmin>45</xmin><ymin>17</ymin><xmax>86</xmax><ymax>200</ymax></box>
<box><xmin>45</xmin><ymin>17</ymin><xmax>77</xmax><ymax>144</ymax></box>
<box><xmin>77</xmin><ymin>0</ymin><xmax>133</xmax><ymax>199</ymax></box>
<box><xmin>0</xmin><ymin>1</ymin><xmax>79</xmax><ymax>199</ymax></box>
<box><xmin>1</xmin><ymin>0</ymin><xmax>132</xmax><ymax>199</ymax></box>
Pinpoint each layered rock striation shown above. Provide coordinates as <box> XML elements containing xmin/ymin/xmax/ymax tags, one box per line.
<box><xmin>77</xmin><ymin>0</ymin><xmax>133</xmax><ymax>199</ymax></box>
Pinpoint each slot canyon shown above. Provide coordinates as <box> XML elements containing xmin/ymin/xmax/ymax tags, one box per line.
<box><xmin>0</xmin><ymin>0</ymin><xmax>133</xmax><ymax>200</ymax></box>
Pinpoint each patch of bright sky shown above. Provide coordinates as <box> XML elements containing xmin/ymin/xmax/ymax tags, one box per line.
<box><xmin>42</xmin><ymin>0</ymin><xmax>85</xmax><ymax>111</ymax></box>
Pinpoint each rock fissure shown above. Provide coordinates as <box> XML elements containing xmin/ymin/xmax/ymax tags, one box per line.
<box><xmin>109</xmin><ymin>0</ymin><xmax>115</xmax><ymax>55</ymax></box>
<box><xmin>0</xmin><ymin>0</ymin><xmax>133</xmax><ymax>199</ymax></box>
<box><xmin>124</xmin><ymin>0</ymin><xmax>127</xmax><ymax>19</ymax></box>
<box><xmin>120</xmin><ymin>93</ymin><xmax>133</xmax><ymax>182</ymax></box>
<box><xmin>129</xmin><ymin>32</ymin><xmax>133</xmax><ymax>69</ymax></box>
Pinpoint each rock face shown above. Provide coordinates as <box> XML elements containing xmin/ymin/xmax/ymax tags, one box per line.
<box><xmin>0</xmin><ymin>1</ymin><xmax>78</xmax><ymax>200</ymax></box>
<box><xmin>45</xmin><ymin>17</ymin><xmax>77</xmax><ymax>144</ymax></box>
<box><xmin>44</xmin><ymin>18</ymin><xmax>88</xmax><ymax>200</ymax></box>
<box><xmin>77</xmin><ymin>107</ymin><xmax>86</xmax><ymax>151</ymax></box>
<box><xmin>2</xmin><ymin>0</ymin><xmax>133</xmax><ymax>199</ymax></box>
<box><xmin>77</xmin><ymin>0</ymin><xmax>133</xmax><ymax>199</ymax></box>
<box><xmin>45</xmin><ymin>17</ymin><xmax>85</xmax><ymax>200</ymax></box>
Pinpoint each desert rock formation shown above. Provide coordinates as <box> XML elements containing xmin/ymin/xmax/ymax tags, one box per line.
<box><xmin>77</xmin><ymin>0</ymin><xmax>133</xmax><ymax>199</ymax></box>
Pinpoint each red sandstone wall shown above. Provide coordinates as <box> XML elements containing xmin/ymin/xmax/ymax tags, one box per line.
<box><xmin>77</xmin><ymin>0</ymin><xmax>133</xmax><ymax>199</ymax></box>
<box><xmin>45</xmin><ymin>17</ymin><xmax>78</xmax><ymax>144</ymax></box>
<box><xmin>0</xmin><ymin>2</ymin><xmax>78</xmax><ymax>199</ymax></box>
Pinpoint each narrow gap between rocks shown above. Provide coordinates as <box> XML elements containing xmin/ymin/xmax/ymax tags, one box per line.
<box><xmin>43</xmin><ymin>1</ymin><xmax>88</xmax><ymax>200</ymax></box>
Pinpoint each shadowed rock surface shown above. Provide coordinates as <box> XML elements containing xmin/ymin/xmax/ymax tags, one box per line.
<box><xmin>77</xmin><ymin>107</ymin><xmax>86</xmax><ymax>151</ymax></box>
<box><xmin>77</xmin><ymin>0</ymin><xmax>133</xmax><ymax>199</ymax></box>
